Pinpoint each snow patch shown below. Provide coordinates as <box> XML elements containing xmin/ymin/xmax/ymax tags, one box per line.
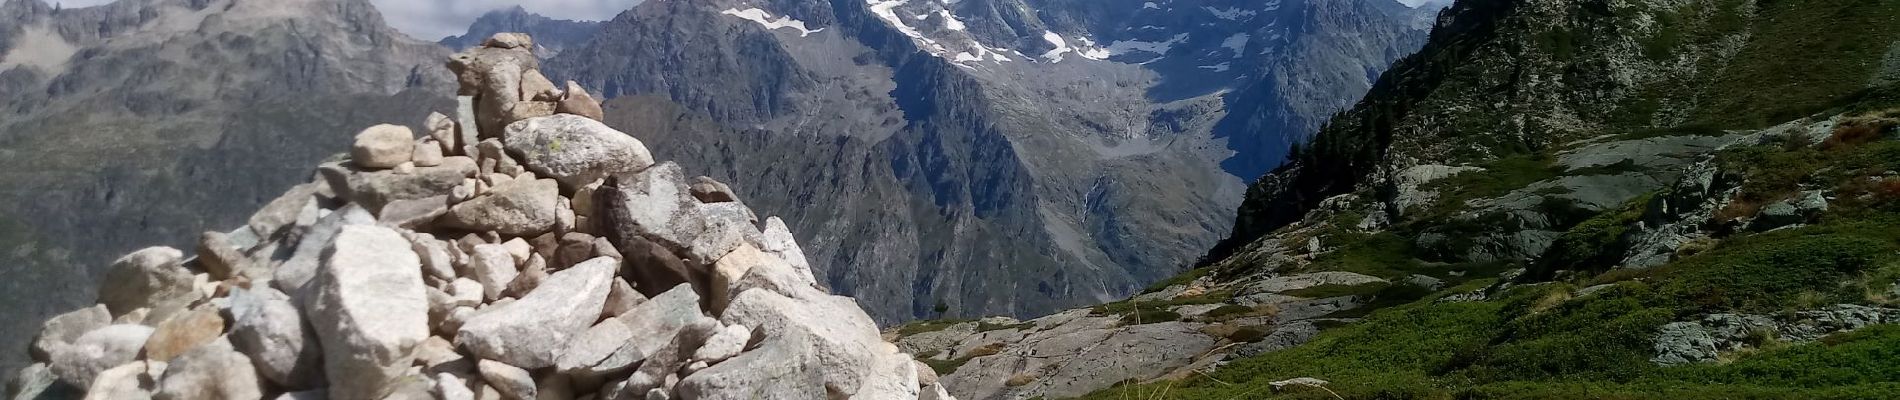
<box><xmin>721</xmin><ymin>8</ymin><xmax>824</xmax><ymax>37</ymax></box>
<box><xmin>1203</xmin><ymin>6</ymin><xmax>1256</xmax><ymax>20</ymax></box>
<box><xmin>937</xmin><ymin>9</ymin><xmax>966</xmax><ymax>31</ymax></box>
<box><xmin>1220</xmin><ymin>33</ymin><xmax>1249</xmax><ymax>55</ymax></box>
<box><xmin>1104</xmin><ymin>33</ymin><xmax>1189</xmax><ymax>56</ymax></box>
<box><xmin>1142</xmin><ymin>2</ymin><xmax>1160</xmax><ymax>9</ymax></box>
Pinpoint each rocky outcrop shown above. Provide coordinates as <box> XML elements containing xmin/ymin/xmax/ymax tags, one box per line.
<box><xmin>8</xmin><ymin>34</ymin><xmax>943</xmax><ymax>400</ymax></box>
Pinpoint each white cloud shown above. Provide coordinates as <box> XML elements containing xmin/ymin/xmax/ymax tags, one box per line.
<box><xmin>39</xmin><ymin>0</ymin><xmax>643</xmax><ymax>40</ymax></box>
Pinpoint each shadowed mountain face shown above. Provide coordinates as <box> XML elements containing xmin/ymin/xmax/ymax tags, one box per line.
<box><xmin>437</xmin><ymin>5</ymin><xmax>602</xmax><ymax>55</ymax></box>
<box><xmin>537</xmin><ymin>0</ymin><xmax>1436</xmax><ymax>323</ymax></box>
<box><xmin>0</xmin><ymin>0</ymin><xmax>452</xmax><ymax>375</ymax></box>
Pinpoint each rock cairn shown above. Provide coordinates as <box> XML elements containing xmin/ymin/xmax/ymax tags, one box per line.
<box><xmin>9</xmin><ymin>33</ymin><xmax>954</xmax><ymax>400</ymax></box>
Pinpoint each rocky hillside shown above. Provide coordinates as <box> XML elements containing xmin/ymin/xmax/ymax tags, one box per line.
<box><xmin>0</xmin><ymin>0</ymin><xmax>453</xmax><ymax>377</ymax></box>
<box><xmin>534</xmin><ymin>0</ymin><xmax>1438</xmax><ymax>324</ymax></box>
<box><xmin>883</xmin><ymin>0</ymin><xmax>1900</xmax><ymax>398</ymax></box>
<box><xmin>7</xmin><ymin>33</ymin><xmax>949</xmax><ymax>400</ymax></box>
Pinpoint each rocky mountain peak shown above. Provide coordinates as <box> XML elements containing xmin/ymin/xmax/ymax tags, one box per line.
<box><xmin>7</xmin><ymin>32</ymin><xmax>947</xmax><ymax>400</ymax></box>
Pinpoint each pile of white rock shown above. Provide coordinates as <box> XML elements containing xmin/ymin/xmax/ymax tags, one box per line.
<box><xmin>8</xmin><ymin>33</ymin><xmax>953</xmax><ymax>400</ymax></box>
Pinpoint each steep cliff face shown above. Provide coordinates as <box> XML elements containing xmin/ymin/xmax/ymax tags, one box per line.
<box><xmin>0</xmin><ymin>0</ymin><xmax>452</xmax><ymax>376</ymax></box>
<box><xmin>1028</xmin><ymin>0</ymin><xmax>1900</xmax><ymax>397</ymax></box>
<box><xmin>538</xmin><ymin>0</ymin><xmax>1437</xmax><ymax>323</ymax></box>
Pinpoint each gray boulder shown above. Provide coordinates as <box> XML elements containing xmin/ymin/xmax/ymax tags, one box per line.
<box><xmin>555</xmin><ymin>317</ymin><xmax>642</xmax><ymax>376</ymax></box>
<box><xmin>96</xmin><ymin>247</ymin><xmax>197</xmax><ymax>318</ymax></box>
<box><xmin>154</xmin><ymin>339</ymin><xmax>264</xmax><ymax>400</ymax></box>
<box><xmin>84</xmin><ymin>361</ymin><xmax>159</xmax><ymax>400</ymax></box>
<box><xmin>227</xmin><ymin>287</ymin><xmax>323</xmax><ymax>389</ymax></box>
<box><xmin>687</xmin><ymin>177</ymin><xmax>736</xmax><ymax>204</ymax></box>
<box><xmin>305</xmin><ymin>225</ymin><xmax>429</xmax><ymax>400</ymax></box>
<box><xmin>556</xmin><ymin>81</ymin><xmax>604</xmax><ymax>121</ymax></box>
<box><xmin>719</xmin><ymin>290</ymin><xmax>884</xmax><ymax>396</ymax></box>
<box><xmin>458</xmin><ymin>258</ymin><xmax>617</xmax><ymax>368</ymax></box>
<box><xmin>274</xmin><ymin>204</ymin><xmax>375</xmax><ymax>297</ymax></box>
<box><xmin>465</xmin><ymin>244</ymin><xmax>519</xmax><ymax>302</ymax></box>
<box><xmin>440</xmin><ymin>178</ymin><xmax>560</xmax><ymax>236</ymax></box>
<box><xmin>32</xmin><ymin>305</ymin><xmax>110</xmax><ymax>363</ymax></box>
<box><xmin>691</xmin><ymin>324</ymin><xmax>750</xmax><ymax>363</ymax></box>
<box><xmin>476</xmin><ymin>360</ymin><xmax>535</xmax><ymax>400</ymax></box>
<box><xmin>320</xmin><ymin>161</ymin><xmax>474</xmax><ymax>213</ymax></box>
<box><xmin>502</xmin><ymin>114</ymin><xmax>654</xmax><ymax>189</ymax></box>
<box><xmin>618</xmin><ymin>284</ymin><xmax>707</xmax><ymax>357</ymax></box>
<box><xmin>50</xmin><ymin>324</ymin><xmax>154</xmax><ymax>388</ymax></box>
<box><xmin>351</xmin><ymin>124</ymin><xmax>416</xmax><ymax>169</ymax></box>
<box><xmin>674</xmin><ymin>328</ymin><xmax>827</xmax><ymax>400</ymax></box>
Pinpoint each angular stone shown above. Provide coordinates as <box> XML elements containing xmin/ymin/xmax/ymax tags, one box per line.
<box><xmin>380</xmin><ymin>196</ymin><xmax>451</xmax><ymax>230</ymax></box>
<box><xmin>520</xmin><ymin>69</ymin><xmax>560</xmax><ymax>101</ymax></box>
<box><xmin>273</xmin><ymin>204</ymin><xmax>374</xmax><ymax>297</ymax></box>
<box><xmin>427</xmin><ymin>112</ymin><xmax>457</xmax><ymax>151</ymax></box>
<box><xmin>414</xmin><ymin>141</ymin><xmax>445</xmax><ymax>168</ymax></box>
<box><xmin>483</xmin><ymin>33</ymin><xmax>534</xmax><ymax>49</ymax></box>
<box><xmin>457</xmin><ymin>96</ymin><xmax>481</xmax><ymax>156</ymax></box>
<box><xmin>154</xmin><ymin>339</ymin><xmax>263</xmax><ymax>400</ymax></box>
<box><xmin>552</xmin><ymin>233</ymin><xmax>595</xmax><ymax>270</ymax></box>
<box><xmin>675</xmin><ymin>328</ymin><xmax>827</xmax><ymax>400</ymax></box>
<box><xmin>914</xmin><ymin>359</ymin><xmax>939</xmax><ymax>387</ymax></box>
<box><xmin>32</xmin><ymin>304</ymin><xmax>109</xmax><ymax>363</ymax></box>
<box><xmin>51</xmin><ymin>324</ymin><xmax>154</xmax><ymax>388</ymax></box>
<box><xmin>503</xmin><ymin>254</ymin><xmax>549</xmax><ymax>299</ymax></box>
<box><xmin>406</xmin><ymin>233</ymin><xmax>458</xmax><ymax>282</ymax></box>
<box><xmin>143</xmin><ymin>306</ymin><xmax>225</xmax><ymax>362</ymax></box>
<box><xmin>602</xmin><ymin>278</ymin><xmax>645</xmax><ymax>321</ymax></box>
<box><xmin>502</xmin><ymin>237</ymin><xmax>533</xmax><ymax>264</ymax></box>
<box><xmin>603</xmin><ymin>162</ymin><xmax>689</xmax><ymax>246</ymax></box>
<box><xmin>353</xmin><ymin>124</ymin><xmax>416</xmax><ymax>169</ymax></box>
<box><xmin>97</xmin><ymin>247</ymin><xmax>197</xmax><ymax>318</ymax></box>
<box><xmin>692</xmin><ymin>324</ymin><xmax>750</xmax><ymax>363</ymax></box>
<box><xmin>458</xmin><ymin>258</ymin><xmax>617</xmax><ymax>368</ymax></box>
<box><xmin>679</xmin><ymin>202</ymin><xmax>759</xmax><ymax>265</ymax></box>
<box><xmin>852</xmin><ymin>352</ymin><xmax>920</xmax><ymax>399</ymax></box>
<box><xmin>688</xmin><ymin>176</ymin><xmax>737</xmax><ymax>204</ymax></box>
<box><xmin>196</xmin><ymin>231</ymin><xmax>246</xmax><ymax>280</ymax></box>
<box><xmin>227</xmin><ymin>287</ymin><xmax>323</xmax><ymax>389</ymax></box>
<box><xmin>305</xmin><ymin>225</ymin><xmax>429</xmax><ymax>400</ymax></box>
<box><xmin>85</xmin><ymin>361</ymin><xmax>159</xmax><ymax>400</ymax></box>
<box><xmin>753</xmin><ymin>217</ymin><xmax>816</xmax><ymax>286</ymax></box>
<box><xmin>556</xmin><ymin>81</ymin><xmax>604</xmax><ymax>121</ymax></box>
<box><xmin>709</xmin><ymin>245</ymin><xmax>789</xmax><ymax>315</ymax></box>
<box><xmin>555</xmin><ymin>317</ymin><xmax>640</xmax><ymax>375</ymax></box>
<box><xmin>478</xmin><ymin>360</ymin><xmax>535</xmax><ymax>400</ymax></box>
<box><xmin>248</xmin><ymin>182</ymin><xmax>322</xmax><ymax>239</ymax></box>
<box><xmin>618</xmin><ymin>236</ymin><xmax>696</xmax><ymax>299</ymax></box>
<box><xmin>621</xmin><ymin>317</ymin><xmax>719</xmax><ymax>395</ymax></box>
<box><xmin>441</xmin><ymin>178</ymin><xmax>560</xmax><ymax>236</ymax></box>
<box><xmin>720</xmin><ymin>290</ymin><xmax>885</xmax><ymax>396</ymax></box>
<box><xmin>618</xmin><ymin>284</ymin><xmax>707</xmax><ymax>357</ymax></box>
<box><xmin>9</xmin><ymin>363</ymin><xmax>67</xmax><ymax>400</ymax></box>
<box><xmin>323</xmin><ymin>161</ymin><xmax>474</xmax><ymax>212</ymax></box>
<box><xmin>467</xmin><ymin>244</ymin><xmax>519</xmax><ymax>302</ymax></box>
<box><xmin>502</xmin><ymin>114</ymin><xmax>655</xmax><ymax>190</ymax></box>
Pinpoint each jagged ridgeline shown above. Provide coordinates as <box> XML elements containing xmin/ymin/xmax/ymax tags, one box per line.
<box><xmin>7</xmin><ymin>34</ymin><xmax>952</xmax><ymax>400</ymax></box>
<box><xmin>1033</xmin><ymin>0</ymin><xmax>1900</xmax><ymax>398</ymax></box>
